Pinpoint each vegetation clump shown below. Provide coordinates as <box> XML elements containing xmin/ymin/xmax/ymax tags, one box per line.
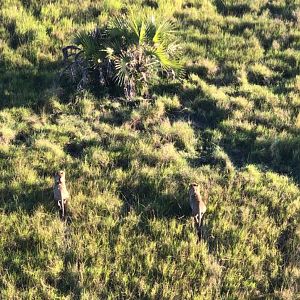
<box><xmin>62</xmin><ymin>16</ymin><xmax>183</xmax><ymax>98</ymax></box>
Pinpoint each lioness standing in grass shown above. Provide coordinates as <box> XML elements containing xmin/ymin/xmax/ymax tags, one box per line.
<box><xmin>54</xmin><ymin>170</ymin><xmax>70</xmax><ymax>220</ymax></box>
<box><xmin>189</xmin><ymin>183</ymin><xmax>207</xmax><ymax>240</ymax></box>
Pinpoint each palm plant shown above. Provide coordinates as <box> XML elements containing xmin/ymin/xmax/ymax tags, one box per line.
<box><xmin>62</xmin><ymin>15</ymin><xmax>183</xmax><ymax>98</ymax></box>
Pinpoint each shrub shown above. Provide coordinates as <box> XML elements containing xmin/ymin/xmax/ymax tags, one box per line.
<box><xmin>62</xmin><ymin>15</ymin><xmax>184</xmax><ymax>98</ymax></box>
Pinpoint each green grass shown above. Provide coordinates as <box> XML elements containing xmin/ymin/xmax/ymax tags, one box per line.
<box><xmin>0</xmin><ymin>0</ymin><xmax>299</xmax><ymax>299</ymax></box>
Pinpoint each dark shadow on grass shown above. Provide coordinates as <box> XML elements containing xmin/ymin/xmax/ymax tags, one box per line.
<box><xmin>56</xmin><ymin>248</ymin><xmax>83</xmax><ymax>300</ymax></box>
<box><xmin>219</xmin><ymin>127</ymin><xmax>300</xmax><ymax>183</ymax></box>
<box><xmin>98</xmin><ymin>106</ymin><xmax>133</xmax><ymax>127</ymax></box>
<box><xmin>214</xmin><ymin>0</ymin><xmax>252</xmax><ymax>17</ymax></box>
<box><xmin>184</xmin><ymin>64</ymin><xmax>237</xmax><ymax>87</ymax></box>
<box><xmin>151</xmin><ymin>77</ymin><xmax>300</xmax><ymax>185</ymax></box>
<box><xmin>142</xmin><ymin>0</ymin><xmax>159</xmax><ymax>9</ymax></box>
<box><xmin>0</xmin><ymin>183</ymin><xmax>55</xmax><ymax>215</ymax></box>
<box><xmin>185</xmin><ymin>119</ymin><xmax>300</xmax><ymax>184</ymax></box>
<box><xmin>261</xmin><ymin>2</ymin><xmax>297</xmax><ymax>21</ymax></box>
<box><xmin>150</xmin><ymin>82</ymin><xmax>182</xmax><ymax>96</ymax></box>
<box><xmin>0</xmin><ymin>59</ymin><xmax>62</xmax><ymax>110</ymax></box>
<box><xmin>151</xmin><ymin>82</ymin><xmax>230</xmax><ymax>128</ymax></box>
<box><xmin>118</xmin><ymin>184</ymin><xmax>186</xmax><ymax>219</ymax></box>
<box><xmin>118</xmin><ymin>172</ymin><xmax>190</xmax><ymax>220</ymax></box>
<box><xmin>64</xmin><ymin>139</ymin><xmax>100</xmax><ymax>159</ymax></box>
<box><xmin>2</xmin><ymin>235</ymin><xmax>41</xmax><ymax>290</ymax></box>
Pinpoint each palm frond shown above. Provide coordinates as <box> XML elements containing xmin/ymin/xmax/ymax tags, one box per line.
<box><xmin>114</xmin><ymin>54</ymin><xmax>130</xmax><ymax>86</ymax></box>
<box><xmin>139</xmin><ymin>21</ymin><xmax>147</xmax><ymax>44</ymax></box>
<box><xmin>145</xmin><ymin>19</ymin><xmax>157</xmax><ymax>41</ymax></box>
<box><xmin>74</xmin><ymin>29</ymin><xmax>105</xmax><ymax>62</ymax></box>
<box><xmin>153</xmin><ymin>20</ymin><xmax>175</xmax><ymax>44</ymax></box>
<box><xmin>128</xmin><ymin>17</ymin><xmax>140</xmax><ymax>41</ymax></box>
<box><xmin>151</xmin><ymin>45</ymin><xmax>182</xmax><ymax>70</ymax></box>
<box><xmin>108</xmin><ymin>16</ymin><xmax>138</xmax><ymax>46</ymax></box>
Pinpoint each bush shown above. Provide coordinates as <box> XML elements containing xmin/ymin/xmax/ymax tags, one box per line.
<box><xmin>62</xmin><ymin>15</ymin><xmax>184</xmax><ymax>99</ymax></box>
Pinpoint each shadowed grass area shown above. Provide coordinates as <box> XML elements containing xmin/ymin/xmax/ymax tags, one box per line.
<box><xmin>0</xmin><ymin>0</ymin><xmax>299</xmax><ymax>299</ymax></box>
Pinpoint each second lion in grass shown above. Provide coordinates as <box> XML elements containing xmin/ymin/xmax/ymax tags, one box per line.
<box><xmin>189</xmin><ymin>183</ymin><xmax>207</xmax><ymax>240</ymax></box>
<box><xmin>54</xmin><ymin>170</ymin><xmax>70</xmax><ymax>220</ymax></box>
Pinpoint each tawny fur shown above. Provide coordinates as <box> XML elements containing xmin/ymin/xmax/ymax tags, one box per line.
<box><xmin>53</xmin><ymin>170</ymin><xmax>69</xmax><ymax>210</ymax></box>
<box><xmin>189</xmin><ymin>183</ymin><xmax>206</xmax><ymax>238</ymax></box>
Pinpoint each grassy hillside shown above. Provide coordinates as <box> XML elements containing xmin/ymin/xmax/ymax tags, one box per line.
<box><xmin>0</xmin><ymin>0</ymin><xmax>299</xmax><ymax>299</ymax></box>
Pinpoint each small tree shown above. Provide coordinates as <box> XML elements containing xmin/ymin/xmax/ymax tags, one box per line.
<box><xmin>62</xmin><ymin>16</ymin><xmax>183</xmax><ymax>99</ymax></box>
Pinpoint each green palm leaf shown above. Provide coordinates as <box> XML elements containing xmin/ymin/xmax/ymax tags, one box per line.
<box><xmin>74</xmin><ymin>29</ymin><xmax>104</xmax><ymax>62</ymax></box>
<box><xmin>114</xmin><ymin>54</ymin><xmax>130</xmax><ymax>86</ymax></box>
<box><xmin>153</xmin><ymin>20</ymin><xmax>175</xmax><ymax>44</ymax></box>
<box><xmin>139</xmin><ymin>21</ymin><xmax>147</xmax><ymax>44</ymax></box>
